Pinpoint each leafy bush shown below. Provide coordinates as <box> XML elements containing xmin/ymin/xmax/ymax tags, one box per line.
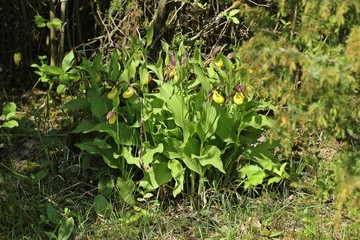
<box><xmin>0</xmin><ymin>102</ymin><xmax>18</xmax><ymax>129</ymax></box>
<box><xmin>29</xmin><ymin>36</ymin><xmax>285</xmax><ymax>206</ymax></box>
<box><xmin>27</xmin><ymin>1</ymin><xmax>359</xmax><ymax>214</ymax></box>
<box><xmin>236</xmin><ymin>1</ymin><xmax>360</xmax><ymax>146</ymax></box>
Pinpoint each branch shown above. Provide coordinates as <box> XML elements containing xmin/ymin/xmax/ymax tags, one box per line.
<box><xmin>246</xmin><ymin>0</ymin><xmax>272</xmax><ymax>8</ymax></box>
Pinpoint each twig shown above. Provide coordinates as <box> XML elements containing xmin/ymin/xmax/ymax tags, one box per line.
<box><xmin>167</xmin><ymin>1</ymin><xmax>186</xmax><ymax>26</ymax></box>
<box><xmin>247</xmin><ymin>0</ymin><xmax>272</xmax><ymax>7</ymax></box>
<box><xmin>96</xmin><ymin>9</ymin><xmax>114</xmax><ymax>48</ymax></box>
<box><xmin>214</xmin><ymin>21</ymin><xmax>229</xmax><ymax>47</ymax></box>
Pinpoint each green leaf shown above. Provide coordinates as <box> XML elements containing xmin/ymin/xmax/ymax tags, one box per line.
<box><xmin>42</xmin><ymin>65</ymin><xmax>64</xmax><ymax>75</ymax></box>
<box><xmin>69</xmin><ymin>68</ymin><xmax>81</xmax><ymax>81</ymax></box>
<box><xmin>32</xmin><ymin>170</ymin><xmax>48</xmax><ymax>182</ymax></box>
<box><xmin>61</xmin><ymin>51</ymin><xmax>74</xmax><ymax>72</ymax></box>
<box><xmin>47</xmin><ymin>18</ymin><xmax>62</xmax><ymax>30</ymax></box>
<box><xmin>178</xmin><ymin>41</ymin><xmax>187</xmax><ymax>57</ymax></box>
<box><xmin>147</xmin><ymin>63</ymin><xmax>164</xmax><ymax>81</ymax></box>
<box><xmin>229</xmin><ymin>9</ymin><xmax>240</xmax><ymax>17</ymax></box>
<box><xmin>110</xmin><ymin>50</ymin><xmax>121</xmax><ymax>81</ymax></box>
<box><xmin>73</xmin><ymin>121</ymin><xmax>135</xmax><ymax>146</ymax></box>
<box><xmin>75</xmin><ymin>140</ymin><xmax>122</xmax><ymax>168</ymax></box>
<box><xmin>146</xmin><ymin>23</ymin><xmax>154</xmax><ymax>47</ymax></box>
<box><xmin>92</xmin><ymin>53</ymin><xmax>103</xmax><ymax>72</ymax></box>
<box><xmin>117</xmin><ymin>177</ymin><xmax>136</xmax><ymax>206</ymax></box>
<box><xmin>243</xmin><ymin>144</ymin><xmax>278</xmax><ymax>171</ymax></box>
<box><xmin>243</xmin><ymin>113</ymin><xmax>275</xmax><ymax>129</ymax></box>
<box><xmin>216</xmin><ymin>114</ymin><xmax>235</xmax><ymax>141</ymax></box>
<box><xmin>198</xmin><ymin>102</ymin><xmax>220</xmax><ymax>142</ymax></box>
<box><xmin>162</xmin><ymin>138</ymin><xmax>183</xmax><ymax>159</ymax></box>
<box><xmin>168</xmin><ymin>159</ymin><xmax>184</xmax><ymax>197</ymax></box>
<box><xmin>71</xmin><ymin>120</ymin><xmax>96</xmax><ymax>133</ymax></box>
<box><xmin>216</xmin><ymin>67</ymin><xmax>229</xmax><ymax>81</ymax></box>
<box><xmin>193</xmin><ymin>64</ymin><xmax>211</xmax><ymax>91</ymax></box>
<box><xmin>239</xmin><ymin>164</ymin><xmax>263</xmax><ymax>177</ymax></box>
<box><xmin>94</xmin><ymin>138</ymin><xmax>112</xmax><ymax>149</ymax></box>
<box><xmin>58</xmin><ymin>217</ymin><xmax>74</xmax><ymax>240</ymax></box>
<box><xmin>239</xmin><ymin>164</ymin><xmax>267</xmax><ymax>189</ymax></box>
<box><xmin>1</xmin><ymin>120</ymin><xmax>18</xmax><ymax>128</ymax></box>
<box><xmin>61</xmin><ymin>98</ymin><xmax>89</xmax><ymax>111</ymax></box>
<box><xmin>128</xmin><ymin>60</ymin><xmax>137</xmax><ymax>79</ymax></box>
<box><xmin>194</xmin><ymin>47</ymin><xmax>203</xmax><ymax>64</ymax></box>
<box><xmin>161</xmin><ymin>41</ymin><xmax>170</xmax><ymax>55</ymax></box>
<box><xmin>46</xmin><ymin>203</ymin><xmax>61</xmax><ymax>225</ymax></box>
<box><xmin>121</xmin><ymin>146</ymin><xmax>141</xmax><ymax>168</ymax></box>
<box><xmin>192</xmin><ymin>145</ymin><xmax>225</xmax><ymax>173</ymax></box>
<box><xmin>272</xmin><ymin>162</ymin><xmax>288</xmax><ymax>177</ymax></box>
<box><xmin>30</xmin><ymin>63</ymin><xmax>40</xmax><ymax>69</ymax></box>
<box><xmin>142</xmin><ymin>143</ymin><xmax>164</xmax><ymax>165</ymax></box>
<box><xmin>119</xmin><ymin>68</ymin><xmax>129</xmax><ymax>82</ymax></box>
<box><xmin>267</xmin><ymin>176</ymin><xmax>282</xmax><ymax>185</ymax></box>
<box><xmin>269</xmin><ymin>231</ymin><xmax>283</xmax><ymax>238</ymax></box>
<box><xmin>98</xmin><ymin>174</ymin><xmax>114</xmax><ymax>197</ymax></box>
<box><xmin>159</xmin><ymin>84</ymin><xmax>188</xmax><ymax>131</ymax></box>
<box><xmin>279</xmin><ymin>162</ymin><xmax>288</xmax><ymax>175</ymax></box>
<box><xmin>207</xmin><ymin>66</ymin><xmax>217</xmax><ymax>79</ymax></box>
<box><xmin>56</xmin><ymin>84</ymin><xmax>66</xmax><ymax>95</ymax></box>
<box><xmin>94</xmin><ymin>195</ymin><xmax>112</xmax><ymax>218</ymax></box>
<box><xmin>88</xmin><ymin>88</ymin><xmax>109</xmax><ymax>119</ymax></box>
<box><xmin>231</xmin><ymin>17</ymin><xmax>240</xmax><ymax>24</ymax></box>
<box><xmin>34</xmin><ymin>15</ymin><xmax>46</xmax><ymax>28</ymax></box>
<box><xmin>59</xmin><ymin>73</ymin><xmax>71</xmax><ymax>84</ymax></box>
<box><xmin>245</xmin><ymin>173</ymin><xmax>267</xmax><ymax>189</ymax></box>
<box><xmin>2</xmin><ymin>102</ymin><xmax>16</xmax><ymax>119</ymax></box>
<box><xmin>222</xmin><ymin>54</ymin><xmax>233</xmax><ymax>71</ymax></box>
<box><xmin>140</xmin><ymin>63</ymin><xmax>149</xmax><ymax>85</ymax></box>
<box><xmin>181</xmin><ymin>138</ymin><xmax>202</xmax><ymax>174</ymax></box>
<box><xmin>140</xmin><ymin>162</ymin><xmax>172</xmax><ymax>190</ymax></box>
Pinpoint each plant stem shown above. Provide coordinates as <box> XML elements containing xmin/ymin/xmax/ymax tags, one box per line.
<box><xmin>197</xmin><ymin>141</ymin><xmax>205</xmax><ymax>204</ymax></box>
<box><xmin>190</xmin><ymin>171</ymin><xmax>195</xmax><ymax>196</ymax></box>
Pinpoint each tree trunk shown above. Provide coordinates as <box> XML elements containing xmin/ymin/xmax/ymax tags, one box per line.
<box><xmin>148</xmin><ymin>0</ymin><xmax>178</xmax><ymax>62</ymax></box>
<box><xmin>49</xmin><ymin>0</ymin><xmax>57</xmax><ymax>66</ymax></box>
<box><xmin>58</xmin><ymin>0</ymin><xmax>67</xmax><ymax>62</ymax></box>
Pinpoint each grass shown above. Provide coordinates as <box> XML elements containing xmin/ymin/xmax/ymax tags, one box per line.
<box><xmin>0</xmin><ymin>103</ymin><xmax>359</xmax><ymax>239</ymax></box>
<box><xmin>0</xmin><ymin>142</ymin><xmax>359</xmax><ymax>240</ymax></box>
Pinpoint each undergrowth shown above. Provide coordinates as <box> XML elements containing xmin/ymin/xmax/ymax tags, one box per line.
<box><xmin>1</xmin><ymin>1</ymin><xmax>360</xmax><ymax>239</ymax></box>
<box><xmin>0</xmin><ymin>128</ymin><xmax>359</xmax><ymax>239</ymax></box>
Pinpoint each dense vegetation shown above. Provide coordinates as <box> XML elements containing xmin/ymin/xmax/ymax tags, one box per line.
<box><xmin>1</xmin><ymin>0</ymin><xmax>359</xmax><ymax>239</ymax></box>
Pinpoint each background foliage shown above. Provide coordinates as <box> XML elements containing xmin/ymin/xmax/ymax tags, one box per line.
<box><xmin>1</xmin><ymin>0</ymin><xmax>359</xmax><ymax>239</ymax></box>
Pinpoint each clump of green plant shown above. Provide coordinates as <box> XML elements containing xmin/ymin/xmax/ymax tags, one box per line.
<box><xmin>137</xmin><ymin>43</ymin><xmax>288</xmax><ymax>201</ymax></box>
<box><xmin>42</xmin><ymin>204</ymin><xmax>74</xmax><ymax>240</ymax></box>
<box><xmin>0</xmin><ymin>102</ymin><xmax>18</xmax><ymax>129</ymax></box>
<box><xmin>31</xmin><ymin>52</ymin><xmax>80</xmax><ymax>96</ymax></box>
<box><xmin>32</xmin><ymin>34</ymin><xmax>287</xmax><ymax>209</ymax></box>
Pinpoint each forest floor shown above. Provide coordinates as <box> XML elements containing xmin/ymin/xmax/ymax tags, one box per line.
<box><xmin>0</xmin><ymin>90</ymin><xmax>359</xmax><ymax>240</ymax></box>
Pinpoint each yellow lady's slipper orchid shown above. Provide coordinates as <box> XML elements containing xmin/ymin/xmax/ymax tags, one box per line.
<box><xmin>215</xmin><ymin>59</ymin><xmax>224</xmax><ymax>68</ymax></box>
<box><xmin>233</xmin><ymin>92</ymin><xmax>245</xmax><ymax>105</ymax></box>
<box><xmin>122</xmin><ymin>86</ymin><xmax>135</xmax><ymax>99</ymax></box>
<box><xmin>107</xmin><ymin>111</ymin><xmax>117</xmax><ymax>124</ymax></box>
<box><xmin>169</xmin><ymin>67</ymin><xmax>177</xmax><ymax>78</ymax></box>
<box><xmin>107</xmin><ymin>87</ymin><xmax>119</xmax><ymax>100</ymax></box>
<box><xmin>212</xmin><ymin>91</ymin><xmax>225</xmax><ymax>104</ymax></box>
